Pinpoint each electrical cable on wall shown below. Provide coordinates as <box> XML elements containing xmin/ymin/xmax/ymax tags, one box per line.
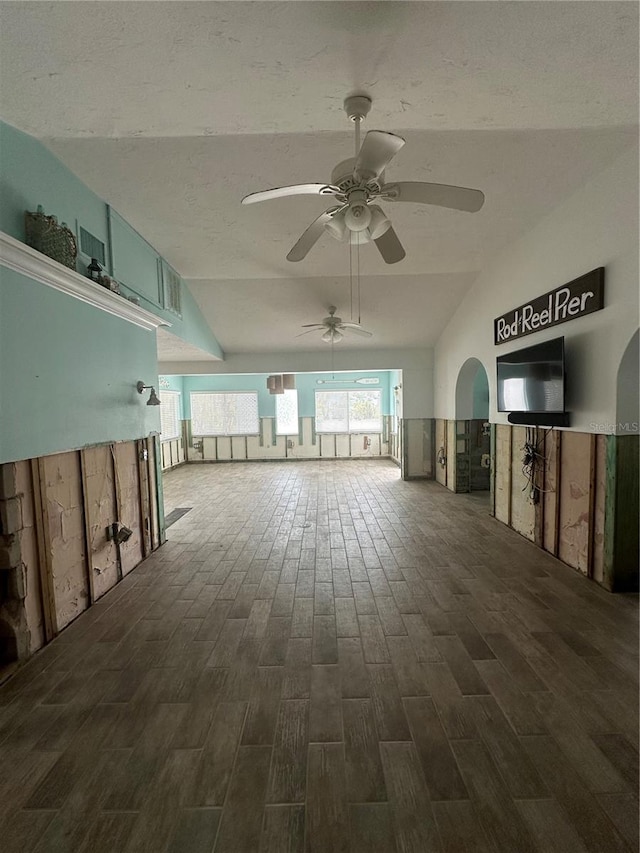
<box><xmin>521</xmin><ymin>426</ymin><xmax>554</xmax><ymax>502</ymax></box>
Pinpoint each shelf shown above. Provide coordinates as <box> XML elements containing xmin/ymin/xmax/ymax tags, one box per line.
<box><xmin>0</xmin><ymin>231</ymin><xmax>171</xmax><ymax>332</ymax></box>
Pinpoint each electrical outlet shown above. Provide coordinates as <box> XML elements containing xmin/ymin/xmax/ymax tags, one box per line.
<box><xmin>481</xmin><ymin>453</ymin><xmax>491</xmax><ymax>468</ymax></box>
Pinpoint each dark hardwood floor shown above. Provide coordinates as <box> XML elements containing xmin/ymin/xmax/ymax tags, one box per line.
<box><xmin>1</xmin><ymin>459</ymin><xmax>637</xmax><ymax>852</ymax></box>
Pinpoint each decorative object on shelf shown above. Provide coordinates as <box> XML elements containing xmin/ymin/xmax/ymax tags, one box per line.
<box><xmin>87</xmin><ymin>257</ymin><xmax>103</xmax><ymax>282</ymax></box>
<box><xmin>136</xmin><ymin>381</ymin><xmax>161</xmax><ymax>406</ymax></box>
<box><xmin>25</xmin><ymin>205</ymin><xmax>77</xmax><ymax>269</ymax></box>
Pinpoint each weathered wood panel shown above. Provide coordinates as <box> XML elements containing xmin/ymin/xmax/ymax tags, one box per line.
<box><xmin>435</xmin><ymin>419</ymin><xmax>447</xmax><ymax>487</ymax></box>
<box><xmin>445</xmin><ymin>420</ymin><xmax>456</xmax><ymax>492</ymax></box>
<box><xmin>542</xmin><ymin>430</ymin><xmax>560</xmax><ymax>555</ymax></box>
<box><xmin>42</xmin><ymin>452</ymin><xmax>89</xmax><ymax>630</ymax></box>
<box><xmin>591</xmin><ymin>434</ymin><xmax>607</xmax><ymax>583</ymax></box>
<box><xmin>81</xmin><ymin>445</ymin><xmax>118</xmax><ymax>600</ymax></box>
<box><xmin>494</xmin><ymin>425</ymin><xmax>511</xmax><ymax>525</ymax></box>
<box><xmin>605</xmin><ymin>434</ymin><xmax>640</xmax><ymax>592</ymax></box>
<box><xmin>14</xmin><ymin>461</ymin><xmax>45</xmax><ymax>653</ymax></box>
<box><xmin>557</xmin><ymin>432</ymin><xmax>592</xmax><ymax>574</ymax></box>
<box><xmin>113</xmin><ymin>442</ymin><xmax>144</xmax><ymax>576</ymax></box>
<box><xmin>510</xmin><ymin>427</ymin><xmax>535</xmax><ymax>542</ymax></box>
<box><xmin>147</xmin><ymin>436</ymin><xmax>161</xmax><ymax>551</ymax></box>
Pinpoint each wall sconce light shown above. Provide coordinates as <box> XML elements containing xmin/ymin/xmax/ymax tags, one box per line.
<box><xmin>137</xmin><ymin>381</ymin><xmax>161</xmax><ymax>406</ymax></box>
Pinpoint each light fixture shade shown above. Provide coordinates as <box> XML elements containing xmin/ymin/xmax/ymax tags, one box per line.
<box><xmin>349</xmin><ymin>230</ymin><xmax>372</xmax><ymax>244</ymax></box>
<box><xmin>147</xmin><ymin>387</ymin><xmax>161</xmax><ymax>406</ymax></box>
<box><xmin>325</xmin><ymin>212</ymin><xmax>347</xmax><ymax>241</ymax></box>
<box><xmin>267</xmin><ymin>375</ymin><xmax>277</xmax><ymax>391</ymax></box>
<box><xmin>368</xmin><ymin>206</ymin><xmax>391</xmax><ymax>239</ymax></box>
<box><xmin>282</xmin><ymin>374</ymin><xmax>296</xmax><ymax>390</ymax></box>
<box><xmin>344</xmin><ymin>202</ymin><xmax>371</xmax><ymax>232</ymax></box>
<box><xmin>322</xmin><ymin>328</ymin><xmax>343</xmax><ymax>343</ymax></box>
<box><xmin>273</xmin><ymin>374</ymin><xmax>284</xmax><ymax>394</ymax></box>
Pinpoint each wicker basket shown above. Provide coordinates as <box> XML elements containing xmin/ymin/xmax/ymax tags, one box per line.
<box><xmin>25</xmin><ymin>206</ymin><xmax>77</xmax><ymax>270</ymax></box>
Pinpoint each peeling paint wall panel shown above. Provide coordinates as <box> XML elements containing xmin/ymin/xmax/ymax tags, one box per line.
<box><xmin>558</xmin><ymin>432</ymin><xmax>592</xmax><ymax>573</ymax></box>
<box><xmin>42</xmin><ymin>452</ymin><xmax>89</xmax><ymax>631</ymax></box>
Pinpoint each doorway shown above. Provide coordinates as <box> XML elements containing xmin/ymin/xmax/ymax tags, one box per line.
<box><xmin>454</xmin><ymin>358</ymin><xmax>491</xmax><ymax>493</ymax></box>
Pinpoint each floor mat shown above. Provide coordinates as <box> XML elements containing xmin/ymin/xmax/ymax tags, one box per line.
<box><xmin>164</xmin><ymin>507</ymin><xmax>192</xmax><ymax>528</ymax></box>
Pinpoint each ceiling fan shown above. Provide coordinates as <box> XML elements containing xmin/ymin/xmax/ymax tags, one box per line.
<box><xmin>242</xmin><ymin>95</ymin><xmax>485</xmax><ymax>264</ymax></box>
<box><xmin>297</xmin><ymin>306</ymin><xmax>373</xmax><ymax>344</ymax></box>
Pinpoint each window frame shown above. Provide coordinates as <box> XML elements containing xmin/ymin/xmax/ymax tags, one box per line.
<box><xmin>190</xmin><ymin>391</ymin><xmax>260</xmax><ymax>437</ymax></box>
<box><xmin>159</xmin><ymin>390</ymin><xmax>181</xmax><ymax>441</ymax></box>
<box><xmin>315</xmin><ymin>389</ymin><xmax>383</xmax><ymax>434</ymax></box>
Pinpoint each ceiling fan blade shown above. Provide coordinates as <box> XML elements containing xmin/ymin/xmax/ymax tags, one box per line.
<box><xmin>296</xmin><ymin>327</ymin><xmax>323</xmax><ymax>337</ymax></box>
<box><xmin>381</xmin><ymin>181</ymin><xmax>485</xmax><ymax>212</ymax></box>
<box><xmin>354</xmin><ymin>131</ymin><xmax>405</xmax><ymax>181</ymax></box>
<box><xmin>242</xmin><ymin>183</ymin><xmax>340</xmax><ymax>205</ymax></box>
<box><xmin>287</xmin><ymin>209</ymin><xmax>337</xmax><ymax>262</ymax></box>
<box><xmin>339</xmin><ymin>325</ymin><xmax>373</xmax><ymax>338</ymax></box>
<box><xmin>374</xmin><ymin>225</ymin><xmax>406</xmax><ymax>264</ymax></box>
<box><xmin>300</xmin><ymin>324</ymin><xmax>325</xmax><ymax>329</ymax></box>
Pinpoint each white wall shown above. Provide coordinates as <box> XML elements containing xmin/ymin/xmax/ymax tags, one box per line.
<box><xmin>434</xmin><ymin>145</ymin><xmax>639</xmax><ymax>433</ymax></box>
<box><xmin>160</xmin><ymin>347</ymin><xmax>434</xmax><ymax>419</ymax></box>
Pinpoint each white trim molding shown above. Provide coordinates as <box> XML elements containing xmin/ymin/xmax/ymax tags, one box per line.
<box><xmin>0</xmin><ymin>231</ymin><xmax>171</xmax><ymax>332</ymax></box>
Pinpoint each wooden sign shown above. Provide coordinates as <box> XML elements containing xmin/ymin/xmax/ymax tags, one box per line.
<box><xmin>494</xmin><ymin>268</ymin><xmax>605</xmax><ymax>345</ymax></box>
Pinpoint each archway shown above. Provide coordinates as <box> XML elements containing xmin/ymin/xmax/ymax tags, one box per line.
<box><xmin>616</xmin><ymin>329</ymin><xmax>639</xmax><ymax>431</ymax></box>
<box><xmin>453</xmin><ymin>358</ymin><xmax>490</xmax><ymax>492</ymax></box>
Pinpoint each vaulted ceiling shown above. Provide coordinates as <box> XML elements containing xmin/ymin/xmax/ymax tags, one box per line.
<box><xmin>1</xmin><ymin>2</ymin><xmax>637</xmax><ymax>357</ymax></box>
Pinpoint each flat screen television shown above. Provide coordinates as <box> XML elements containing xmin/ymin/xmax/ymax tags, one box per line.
<box><xmin>497</xmin><ymin>336</ymin><xmax>565</xmax><ymax>413</ymax></box>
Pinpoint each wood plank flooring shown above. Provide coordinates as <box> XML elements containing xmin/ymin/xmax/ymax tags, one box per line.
<box><xmin>1</xmin><ymin>459</ymin><xmax>638</xmax><ymax>852</ymax></box>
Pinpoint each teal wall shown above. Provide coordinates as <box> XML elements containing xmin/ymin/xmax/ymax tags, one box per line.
<box><xmin>0</xmin><ymin>121</ymin><xmax>222</xmax><ymax>359</ymax></box>
<box><xmin>0</xmin><ymin>121</ymin><xmax>109</xmax><ymax>255</ymax></box>
<box><xmin>169</xmin><ymin>371</ymin><xmax>393</xmax><ymax>420</ymax></box>
<box><xmin>1</xmin><ymin>267</ymin><xmax>160</xmax><ymax>463</ymax></box>
<box><xmin>472</xmin><ymin>366</ymin><xmax>490</xmax><ymax>419</ymax></box>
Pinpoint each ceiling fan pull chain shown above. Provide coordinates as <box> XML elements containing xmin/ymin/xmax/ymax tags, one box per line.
<box><xmin>349</xmin><ymin>238</ymin><xmax>354</xmax><ymax>321</ymax></box>
<box><xmin>357</xmin><ymin>235</ymin><xmax>361</xmax><ymax>325</ymax></box>
<box><xmin>354</xmin><ymin>115</ymin><xmax>361</xmax><ymax>158</ymax></box>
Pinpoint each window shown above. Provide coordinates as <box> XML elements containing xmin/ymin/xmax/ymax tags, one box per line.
<box><xmin>159</xmin><ymin>391</ymin><xmax>181</xmax><ymax>440</ymax></box>
<box><xmin>276</xmin><ymin>389</ymin><xmax>299</xmax><ymax>435</ymax></box>
<box><xmin>315</xmin><ymin>389</ymin><xmax>382</xmax><ymax>433</ymax></box>
<box><xmin>191</xmin><ymin>392</ymin><xmax>259</xmax><ymax>436</ymax></box>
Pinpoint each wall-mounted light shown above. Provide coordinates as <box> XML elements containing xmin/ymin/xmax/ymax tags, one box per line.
<box><xmin>137</xmin><ymin>380</ymin><xmax>161</xmax><ymax>406</ymax></box>
<box><xmin>106</xmin><ymin>522</ymin><xmax>134</xmax><ymax>544</ymax></box>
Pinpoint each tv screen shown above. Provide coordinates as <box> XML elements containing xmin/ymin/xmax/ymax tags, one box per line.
<box><xmin>497</xmin><ymin>337</ymin><xmax>565</xmax><ymax>413</ymax></box>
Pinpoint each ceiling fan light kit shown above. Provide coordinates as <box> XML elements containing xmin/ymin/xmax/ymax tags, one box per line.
<box><xmin>298</xmin><ymin>306</ymin><xmax>373</xmax><ymax>344</ymax></box>
<box><xmin>242</xmin><ymin>94</ymin><xmax>485</xmax><ymax>264</ymax></box>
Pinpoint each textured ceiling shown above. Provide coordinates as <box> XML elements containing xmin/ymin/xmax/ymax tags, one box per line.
<box><xmin>0</xmin><ymin>1</ymin><xmax>637</xmax><ymax>358</ymax></box>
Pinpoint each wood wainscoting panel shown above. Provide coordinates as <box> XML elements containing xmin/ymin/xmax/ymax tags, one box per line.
<box><xmin>80</xmin><ymin>445</ymin><xmax>118</xmax><ymax>600</ymax></box>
